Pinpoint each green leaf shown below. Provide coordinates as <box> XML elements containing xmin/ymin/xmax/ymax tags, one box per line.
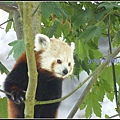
<box><xmin>98</xmin><ymin>2</ymin><xmax>120</xmax><ymax>10</ymax></box>
<box><xmin>74</xmin><ymin>40</ymin><xmax>84</xmax><ymax>60</ymax></box>
<box><xmin>80</xmin><ymin>101</ymin><xmax>87</xmax><ymax>110</ymax></box>
<box><xmin>81</xmin><ymin>61</ymin><xmax>90</xmax><ymax>75</ymax></box>
<box><xmin>41</xmin><ymin>2</ymin><xmax>68</xmax><ymax>20</ymax></box>
<box><xmin>92</xmin><ymin>82</ymin><xmax>105</xmax><ymax>102</ymax></box>
<box><xmin>7</xmin><ymin>40</ymin><xmax>25</xmax><ymax>60</ymax></box>
<box><xmin>75</xmin><ymin>39</ymin><xmax>89</xmax><ymax>61</ymax></box>
<box><xmin>0</xmin><ymin>97</ymin><xmax>8</xmax><ymax>118</ymax></box>
<box><xmin>71</xmin><ymin>9</ymin><xmax>93</xmax><ymax>28</ymax></box>
<box><xmin>5</xmin><ymin>14</ymin><xmax>13</xmax><ymax>33</ymax></box>
<box><xmin>62</xmin><ymin>21</ymin><xmax>70</xmax><ymax>37</ymax></box>
<box><xmin>79</xmin><ymin>26</ymin><xmax>103</xmax><ymax>43</ymax></box>
<box><xmin>95</xmin><ymin>9</ymin><xmax>109</xmax><ymax>22</ymax></box>
<box><xmin>73</xmin><ymin>56</ymin><xmax>81</xmax><ymax>79</ymax></box>
<box><xmin>85</xmin><ymin>92</ymin><xmax>93</xmax><ymax>118</ymax></box>
<box><xmin>105</xmin><ymin>114</ymin><xmax>110</xmax><ymax>118</ymax></box>
<box><xmin>101</xmin><ymin>65</ymin><xmax>120</xmax><ymax>83</ymax></box>
<box><xmin>100</xmin><ymin>65</ymin><xmax>120</xmax><ymax>101</ymax></box>
<box><xmin>101</xmin><ymin>79</ymin><xmax>113</xmax><ymax>93</ymax></box>
<box><xmin>85</xmin><ymin>103</ymin><xmax>92</xmax><ymax>118</ymax></box>
<box><xmin>117</xmin><ymin>75</ymin><xmax>120</xmax><ymax>86</ymax></box>
<box><xmin>71</xmin><ymin>10</ymin><xmax>87</xmax><ymax>27</ymax></box>
<box><xmin>113</xmin><ymin>31</ymin><xmax>120</xmax><ymax>44</ymax></box>
<box><xmin>0</xmin><ymin>62</ymin><xmax>9</xmax><ymax>75</ymax></box>
<box><xmin>54</xmin><ymin>21</ymin><xmax>62</xmax><ymax>38</ymax></box>
<box><xmin>92</xmin><ymin>99</ymin><xmax>102</xmax><ymax>117</ymax></box>
<box><xmin>87</xmin><ymin>41</ymin><xmax>98</xmax><ymax>50</ymax></box>
<box><xmin>106</xmin><ymin>92</ymin><xmax>114</xmax><ymax>102</ymax></box>
<box><xmin>81</xmin><ymin>90</ymin><xmax>102</xmax><ymax>118</ymax></box>
<box><xmin>46</xmin><ymin>21</ymin><xmax>61</xmax><ymax>38</ymax></box>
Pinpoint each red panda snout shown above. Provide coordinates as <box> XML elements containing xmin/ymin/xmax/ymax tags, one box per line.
<box><xmin>62</xmin><ymin>68</ymin><xmax>68</xmax><ymax>75</ymax></box>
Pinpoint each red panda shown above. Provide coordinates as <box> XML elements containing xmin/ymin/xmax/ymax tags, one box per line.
<box><xmin>4</xmin><ymin>34</ymin><xmax>75</xmax><ymax>118</ymax></box>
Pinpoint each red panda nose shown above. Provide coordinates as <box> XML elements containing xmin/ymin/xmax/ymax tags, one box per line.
<box><xmin>63</xmin><ymin>69</ymin><xmax>68</xmax><ymax>75</ymax></box>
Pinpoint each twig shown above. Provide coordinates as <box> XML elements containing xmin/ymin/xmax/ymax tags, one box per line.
<box><xmin>114</xmin><ymin>13</ymin><xmax>120</xmax><ymax>19</ymax></box>
<box><xmin>67</xmin><ymin>45</ymin><xmax>120</xmax><ymax>118</ymax></box>
<box><xmin>109</xmin><ymin>113</ymin><xmax>120</xmax><ymax>118</ymax></box>
<box><xmin>108</xmin><ymin>15</ymin><xmax>118</xmax><ymax>113</ymax></box>
<box><xmin>0</xmin><ymin>18</ymin><xmax>13</xmax><ymax>27</ymax></box>
<box><xmin>35</xmin><ymin>72</ymin><xmax>93</xmax><ymax>105</ymax></box>
<box><xmin>0</xmin><ymin>89</ymin><xmax>11</xmax><ymax>96</ymax></box>
<box><xmin>0</xmin><ymin>26</ymin><xmax>4</xmax><ymax>29</ymax></box>
<box><xmin>32</xmin><ymin>3</ymin><xmax>41</xmax><ymax>16</ymax></box>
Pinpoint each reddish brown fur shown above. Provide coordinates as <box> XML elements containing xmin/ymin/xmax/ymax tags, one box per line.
<box><xmin>55</xmin><ymin>109</ymin><xmax>58</xmax><ymax>118</ymax></box>
<box><xmin>13</xmin><ymin>51</ymin><xmax>27</xmax><ymax>69</ymax></box>
<box><xmin>6</xmin><ymin>48</ymin><xmax>63</xmax><ymax>118</ymax></box>
<box><xmin>13</xmin><ymin>50</ymin><xmax>43</xmax><ymax>69</ymax></box>
<box><xmin>8</xmin><ymin>100</ymin><xmax>18</xmax><ymax>118</ymax></box>
<box><xmin>51</xmin><ymin>61</ymin><xmax>56</xmax><ymax>73</ymax></box>
<box><xmin>35</xmin><ymin>50</ymin><xmax>44</xmax><ymax>69</ymax></box>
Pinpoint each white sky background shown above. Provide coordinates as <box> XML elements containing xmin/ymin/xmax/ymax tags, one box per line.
<box><xmin>0</xmin><ymin>9</ymin><xmax>119</xmax><ymax>118</ymax></box>
<box><xmin>0</xmin><ymin>10</ymin><xmax>16</xmax><ymax>98</ymax></box>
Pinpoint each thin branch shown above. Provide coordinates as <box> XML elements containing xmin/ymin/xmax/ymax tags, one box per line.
<box><xmin>0</xmin><ymin>2</ymin><xmax>18</xmax><ymax>13</ymax></box>
<box><xmin>0</xmin><ymin>89</ymin><xmax>11</xmax><ymax>96</ymax></box>
<box><xmin>95</xmin><ymin>11</ymin><xmax>112</xmax><ymax>26</ymax></box>
<box><xmin>32</xmin><ymin>2</ymin><xmax>42</xmax><ymax>36</ymax></box>
<box><xmin>109</xmin><ymin>113</ymin><xmax>120</xmax><ymax>118</ymax></box>
<box><xmin>108</xmin><ymin>15</ymin><xmax>118</xmax><ymax>112</ymax></box>
<box><xmin>114</xmin><ymin>13</ymin><xmax>120</xmax><ymax>19</ymax></box>
<box><xmin>32</xmin><ymin>3</ymin><xmax>41</xmax><ymax>16</ymax></box>
<box><xmin>0</xmin><ymin>26</ymin><xmax>4</xmax><ymax>29</ymax></box>
<box><xmin>67</xmin><ymin>44</ymin><xmax>120</xmax><ymax>118</ymax></box>
<box><xmin>0</xmin><ymin>18</ymin><xmax>13</xmax><ymax>27</ymax></box>
<box><xmin>35</xmin><ymin>71</ymin><xmax>94</xmax><ymax>105</ymax></box>
<box><xmin>34</xmin><ymin>43</ymin><xmax>120</xmax><ymax>109</ymax></box>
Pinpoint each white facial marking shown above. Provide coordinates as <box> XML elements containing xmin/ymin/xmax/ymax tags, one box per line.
<box><xmin>40</xmin><ymin>46</ymin><xmax>74</xmax><ymax>78</ymax></box>
<box><xmin>34</xmin><ymin>34</ymin><xmax>75</xmax><ymax>79</ymax></box>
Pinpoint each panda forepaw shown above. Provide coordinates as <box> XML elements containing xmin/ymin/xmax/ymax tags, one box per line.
<box><xmin>11</xmin><ymin>89</ymin><xmax>26</xmax><ymax>104</ymax></box>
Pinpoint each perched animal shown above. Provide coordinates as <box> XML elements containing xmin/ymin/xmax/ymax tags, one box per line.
<box><xmin>4</xmin><ymin>34</ymin><xmax>75</xmax><ymax>118</ymax></box>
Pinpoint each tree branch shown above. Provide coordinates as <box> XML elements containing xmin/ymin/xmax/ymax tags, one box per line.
<box><xmin>108</xmin><ymin>15</ymin><xmax>118</xmax><ymax>113</ymax></box>
<box><xmin>0</xmin><ymin>2</ymin><xmax>23</xmax><ymax>40</ymax></box>
<box><xmin>0</xmin><ymin>18</ymin><xmax>13</xmax><ymax>27</ymax></box>
<box><xmin>13</xmin><ymin>10</ymin><xmax>23</xmax><ymax>39</ymax></box>
<box><xmin>67</xmin><ymin>44</ymin><xmax>120</xmax><ymax>118</ymax></box>
<box><xmin>0</xmin><ymin>89</ymin><xmax>11</xmax><ymax>96</ymax></box>
<box><xmin>23</xmin><ymin>2</ymin><xmax>38</xmax><ymax>118</ymax></box>
<box><xmin>0</xmin><ymin>2</ymin><xmax>18</xmax><ymax>13</ymax></box>
<box><xmin>109</xmin><ymin>113</ymin><xmax>120</xmax><ymax>118</ymax></box>
<box><xmin>32</xmin><ymin>2</ymin><xmax>41</xmax><ymax>37</ymax></box>
<box><xmin>35</xmin><ymin>71</ymin><xmax>94</xmax><ymax>105</ymax></box>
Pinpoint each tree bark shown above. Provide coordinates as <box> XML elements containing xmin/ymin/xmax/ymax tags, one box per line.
<box><xmin>22</xmin><ymin>2</ymin><xmax>38</xmax><ymax>118</ymax></box>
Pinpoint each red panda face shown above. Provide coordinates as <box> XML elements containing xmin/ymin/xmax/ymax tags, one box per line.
<box><xmin>49</xmin><ymin>54</ymin><xmax>74</xmax><ymax>78</ymax></box>
<box><xmin>34</xmin><ymin>34</ymin><xmax>75</xmax><ymax>79</ymax></box>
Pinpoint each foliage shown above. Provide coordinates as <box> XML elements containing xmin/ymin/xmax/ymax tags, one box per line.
<box><xmin>0</xmin><ymin>1</ymin><xmax>120</xmax><ymax>118</ymax></box>
<box><xmin>0</xmin><ymin>62</ymin><xmax>9</xmax><ymax>75</ymax></box>
<box><xmin>7</xmin><ymin>40</ymin><xmax>25</xmax><ymax>60</ymax></box>
<box><xmin>0</xmin><ymin>97</ymin><xmax>8</xmax><ymax>118</ymax></box>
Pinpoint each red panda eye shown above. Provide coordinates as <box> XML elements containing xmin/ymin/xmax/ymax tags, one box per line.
<box><xmin>68</xmin><ymin>62</ymin><xmax>71</xmax><ymax>66</ymax></box>
<box><xmin>57</xmin><ymin>59</ymin><xmax>62</xmax><ymax>64</ymax></box>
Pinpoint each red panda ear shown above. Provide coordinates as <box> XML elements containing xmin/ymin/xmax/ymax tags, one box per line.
<box><xmin>69</xmin><ymin>42</ymin><xmax>75</xmax><ymax>51</ymax></box>
<box><xmin>34</xmin><ymin>34</ymin><xmax>50</xmax><ymax>51</ymax></box>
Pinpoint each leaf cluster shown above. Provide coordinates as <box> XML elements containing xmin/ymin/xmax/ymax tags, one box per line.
<box><xmin>0</xmin><ymin>1</ymin><xmax>120</xmax><ymax>118</ymax></box>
